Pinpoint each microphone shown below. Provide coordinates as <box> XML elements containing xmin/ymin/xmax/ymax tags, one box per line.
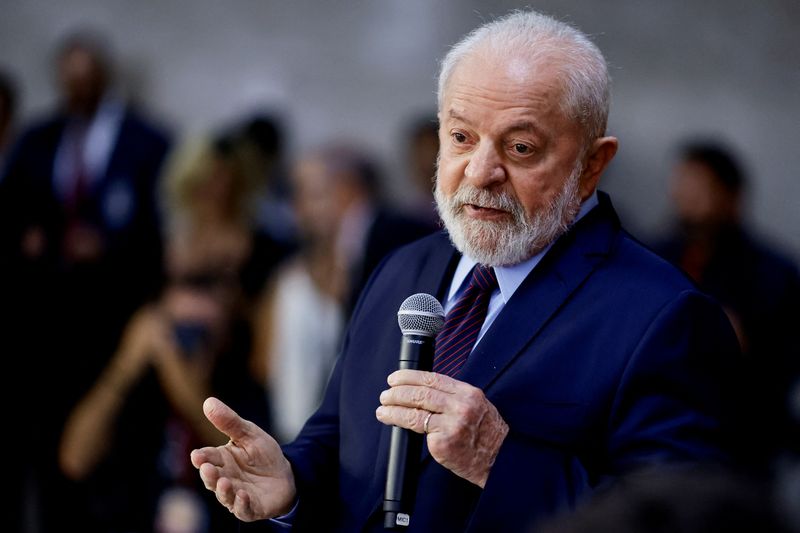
<box><xmin>383</xmin><ymin>293</ymin><xmax>445</xmax><ymax>529</ymax></box>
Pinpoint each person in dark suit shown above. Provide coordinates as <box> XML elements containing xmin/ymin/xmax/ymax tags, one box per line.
<box><xmin>0</xmin><ymin>30</ymin><xmax>170</xmax><ymax>383</ymax></box>
<box><xmin>652</xmin><ymin>140</ymin><xmax>800</xmax><ymax>471</ymax></box>
<box><xmin>402</xmin><ymin>113</ymin><xmax>441</xmax><ymax>226</ymax></box>
<box><xmin>323</xmin><ymin>145</ymin><xmax>438</xmax><ymax>312</ymax></box>
<box><xmin>189</xmin><ymin>10</ymin><xmax>740</xmax><ymax>532</ymax></box>
<box><xmin>0</xmin><ymin>29</ymin><xmax>170</xmax><ymax>530</ymax></box>
<box><xmin>0</xmin><ymin>69</ymin><xmax>17</xmax><ymax>164</ymax></box>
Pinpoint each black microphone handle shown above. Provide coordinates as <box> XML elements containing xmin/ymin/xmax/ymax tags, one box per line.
<box><xmin>383</xmin><ymin>333</ymin><xmax>434</xmax><ymax>529</ymax></box>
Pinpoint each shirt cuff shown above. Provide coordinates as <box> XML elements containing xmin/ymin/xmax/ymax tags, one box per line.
<box><xmin>268</xmin><ymin>498</ymin><xmax>299</xmax><ymax>528</ymax></box>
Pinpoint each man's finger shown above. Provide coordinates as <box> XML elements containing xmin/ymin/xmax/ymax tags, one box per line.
<box><xmin>215</xmin><ymin>475</ymin><xmax>237</xmax><ymax>508</ymax></box>
<box><xmin>198</xmin><ymin>461</ymin><xmax>221</xmax><ymax>491</ymax></box>
<box><xmin>203</xmin><ymin>397</ymin><xmax>252</xmax><ymax>442</ymax></box>
<box><xmin>190</xmin><ymin>446</ymin><xmax>224</xmax><ymax>469</ymax></box>
<box><xmin>376</xmin><ymin>405</ymin><xmax>429</xmax><ymax>434</ymax></box>
<box><xmin>380</xmin><ymin>384</ymin><xmax>449</xmax><ymax>413</ymax></box>
<box><xmin>387</xmin><ymin>369</ymin><xmax>462</xmax><ymax>393</ymax></box>
<box><xmin>233</xmin><ymin>489</ymin><xmax>254</xmax><ymax>522</ymax></box>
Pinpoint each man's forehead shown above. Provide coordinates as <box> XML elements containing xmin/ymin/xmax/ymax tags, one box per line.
<box><xmin>504</xmin><ymin>55</ymin><xmax>540</xmax><ymax>84</ymax></box>
<box><xmin>440</xmin><ymin>78</ymin><xmax>565</xmax><ymax>129</ymax></box>
<box><xmin>467</xmin><ymin>43</ymin><xmax>562</xmax><ymax>77</ymax></box>
<box><xmin>445</xmin><ymin>50</ymin><xmax>563</xmax><ymax>99</ymax></box>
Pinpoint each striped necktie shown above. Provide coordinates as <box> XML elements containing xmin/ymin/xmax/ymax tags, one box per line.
<box><xmin>433</xmin><ymin>264</ymin><xmax>498</xmax><ymax>377</ymax></box>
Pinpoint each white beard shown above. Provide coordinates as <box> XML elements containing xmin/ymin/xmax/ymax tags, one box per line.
<box><xmin>434</xmin><ymin>161</ymin><xmax>583</xmax><ymax>267</ymax></box>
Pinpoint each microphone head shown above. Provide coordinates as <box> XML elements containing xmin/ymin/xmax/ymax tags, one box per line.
<box><xmin>397</xmin><ymin>293</ymin><xmax>445</xmax><ymax>337</ymax></box>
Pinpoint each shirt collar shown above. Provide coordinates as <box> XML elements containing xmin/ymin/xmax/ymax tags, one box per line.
<box><xmin>448</xmin><ymin>190</ymin><xmax>599</xmax><ymax>304</ymax></box>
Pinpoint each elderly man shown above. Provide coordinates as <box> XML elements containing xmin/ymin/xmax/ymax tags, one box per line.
<box><xmin>191</xmin><ymin>10</ymin><xmax>739</xmax><ymax>532</ymax></box>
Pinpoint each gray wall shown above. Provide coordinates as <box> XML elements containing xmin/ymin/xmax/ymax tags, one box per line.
<box><xmin>1</xmin><ymin>0</ymin><xmax>798</xmax><ymax>259</ymax></box>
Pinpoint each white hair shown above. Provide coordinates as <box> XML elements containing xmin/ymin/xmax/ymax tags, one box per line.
<box><xmin>437</xmin><ymin>10</ymin><xmax>610</xmax><ymax>143</ymax></box>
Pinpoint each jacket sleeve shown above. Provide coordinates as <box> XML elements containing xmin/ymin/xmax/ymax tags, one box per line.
<box><xmin>278</xmin><ymin>345</ymin><xmax>345</xmax><ymax>530</ymax></box>
<box><xmin>237</xmin><ymin>317</ymin><xmax>351</xmax><ymax>533</ymax></box>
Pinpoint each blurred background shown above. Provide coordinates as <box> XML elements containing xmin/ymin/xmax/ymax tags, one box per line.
<box><xmin>1</xmin><ymin>1</ymin><xmax>798</xmax><ymax>532</ymax></box>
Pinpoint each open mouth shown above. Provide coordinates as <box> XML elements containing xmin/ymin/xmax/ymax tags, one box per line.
<box><xmin>462</xmin><ymin>203</ymin><xmax>509</xmax><ymax>218</ymax></box>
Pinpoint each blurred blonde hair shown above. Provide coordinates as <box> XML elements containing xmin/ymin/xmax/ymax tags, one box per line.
<box><xmin>162</xmin><ymin>136</ymin><xmax>213</xmax><ymax>216</ymax></box>
<box><xmin>161</xmin><ymin>134</ymin><xmax>262</xmax><ymax>231</ymax></box>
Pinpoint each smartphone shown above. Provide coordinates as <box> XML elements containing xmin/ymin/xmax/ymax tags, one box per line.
<box><xmin>172</xmin><ymin>321</ymin><xmax>210</xmax><ymax>357</ymax></box>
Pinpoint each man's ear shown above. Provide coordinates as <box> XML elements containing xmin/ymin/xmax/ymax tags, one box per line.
<box><xmin>579</xmin><ymin>136</ymin><xmax>618</xmax><ymax>200</ymax></box>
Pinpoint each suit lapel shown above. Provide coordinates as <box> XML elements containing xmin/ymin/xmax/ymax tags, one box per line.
<box><xmin>421</xmin><ymin>231</ymin><xmax>462</xmax><ymax>303</ymax></box>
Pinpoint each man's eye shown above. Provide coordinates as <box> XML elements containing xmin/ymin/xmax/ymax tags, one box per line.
<box><xmin>513</xmin><ymin>143</ymin><xmax>530</xmax><ymax>154</ymax></box>
<box><xmin>452</xmin><ymin>132</ymin><xmax>467</xmax><ymax>143</ymax></box>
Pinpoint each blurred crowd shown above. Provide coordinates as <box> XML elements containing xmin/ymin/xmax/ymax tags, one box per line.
<box><xmin>1</xmin><ymin>28</ymin><xmax>798</xmax><ymax>533</ymax></box>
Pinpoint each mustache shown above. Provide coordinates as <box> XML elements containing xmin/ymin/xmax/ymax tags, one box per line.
<box><xmin>448</xmin><ymin>185</ymin><xmax>524</xmax><ymax>216</ymax></box>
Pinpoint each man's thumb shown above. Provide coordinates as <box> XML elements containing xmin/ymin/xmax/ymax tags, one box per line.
<box><xmin>203</xmin><ymin>396</ymin><xmax>250</xmax><ymax>442</ymax></box>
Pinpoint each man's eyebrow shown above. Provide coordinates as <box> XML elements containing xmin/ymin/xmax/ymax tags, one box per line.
<box><xmin>503</xmin><ymin>120</ymin><xmax>542</xmax><ymax>136</ymax></box>
<box><xmin>447</xmin><ymin>109</ymin><xmax>471</xmax><ymax>125</ymax></box>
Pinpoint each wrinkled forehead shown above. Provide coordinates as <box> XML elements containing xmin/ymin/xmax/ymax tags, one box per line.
<box><xmin>441</xmin><ymin>52</ymin><xmax>572</xmax><ymax>131</ymax></box>
<box><xmin>444</xmin><ymin>46</ymin><xmax>568</xmax><ymax>105</ymax></box>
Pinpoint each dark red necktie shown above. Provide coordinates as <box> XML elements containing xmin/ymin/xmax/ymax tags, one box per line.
<box><xmin>433</xmin><ymin>264</ymin><xmax>498</xmax><ymax>377</ymax></box>
<box><xmin>67</xmin><ymin>123</ymin><xmax>90</xmax><ymax>218</ymax></box>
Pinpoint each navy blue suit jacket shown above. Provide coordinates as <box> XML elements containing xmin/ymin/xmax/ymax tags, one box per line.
<box><xmin>275</xmin><ymin>192</ymin><xmax>740</xmax><ymax>532</ymax></box>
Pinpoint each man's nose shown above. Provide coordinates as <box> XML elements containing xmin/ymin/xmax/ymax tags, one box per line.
<box><xmin>464</xmin><ymin>143</ymin><xmax>506</xmax><ymax>187</ymax></box>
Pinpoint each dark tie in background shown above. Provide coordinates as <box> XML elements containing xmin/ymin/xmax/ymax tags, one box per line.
<box><xmin>433</xmin><ymin>264</ymin><xmax>498</xmax><ymax>377</ymax></box>
<box><xmin>66</xmin><ymin>122</ymin><xmax>91</xmax><ymax>221</ymax></box>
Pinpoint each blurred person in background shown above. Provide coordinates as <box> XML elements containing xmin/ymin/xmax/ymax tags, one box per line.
<box><xmin>249</xmin><ymin>146</ymin><xmax>351</xmax><ymax>443</ymax></box>
<box><xmin>0</xmin><ymin>69</ymin><xmax>17</xmax><ymax>167</ymax></box>
<box><xmin>326</xmin><ymin>145</ymin><xmax>438</xmax><ymax>312</ymax></box>
<box><xmin>535</xmin><ymin>465</ymin><xmax>793</xmax><ymax>533</ymax></box>
<box><xmin>0</xmin><ymin>29</ymin><xmax>169</xmax><ymax>325</ymax></box>
<box><xmin>0</xmin><ymin>67</ymin><xmax>25</xmax><ymax>533</ymax></box>
<box><xmin>0</xmin><ymin>28</ymin><xmax>170</xmax><ymax>530</ymax></box>
<box><xmin>58</xmin><ymin>134</ymin><xmax>279</xmax><ymax>532</ymax></box>
<box><xmin>161</xmin><ymin>132</ymin><xmax>294</xmax><ymax>311</ymax></box>
<box><xmin>652</xmin><ymin>140</ymin><xmax>800</xmax><ymax>473</ymax></box>
<box><xmin>235</xmin><ymin>112</ymin><xmax>298</xmax><ymax>247</ymax></box>
<box><xmin>402</xmin><ymin>113</ymin><xmax>441</xmax><ymax>225</ymax></box>
<box><xmin>250</xmin><ymin>145</ymin><xmax>434</xmax><ymax>442</ymax></box>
